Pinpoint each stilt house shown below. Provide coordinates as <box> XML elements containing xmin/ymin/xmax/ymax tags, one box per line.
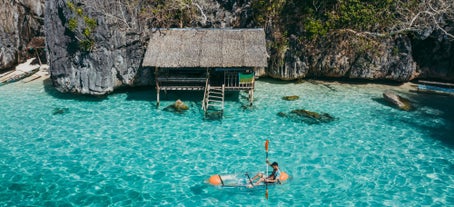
<box><xmin>142</xmin><ymin>28</ymin><xmax>268</xmax><ymax>114</ymax></box>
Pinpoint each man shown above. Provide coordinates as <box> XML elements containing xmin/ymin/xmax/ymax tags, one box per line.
<box><xmin>249</xmin><ymin>160</ymin><xmax>281</xmax><ymax>187</ymax></box>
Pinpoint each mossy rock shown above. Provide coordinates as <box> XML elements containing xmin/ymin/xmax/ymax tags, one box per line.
<box><xmin>280</xmin><ymin>109</ymin><xmax>336</xmax><ymax>124</ymax></box>
<box><xmin>282</xmin><ymin>95</ymin><xmax>300</xmax><ymax>101</ymax></box>
<box><xmin>277</xmin><ymin>112</ymin><xmax>288</xmax><ymax>117</ymax></box>
<box><xmin>174</xmin><ymin>99</ymin><xmax>189</xmax><ymax>111</ymax></box>
<box><xmin>164</xmin><ymin>99</ymin><xmax>189</xmax><ymax>113</ymax></box>
<box><xmin>397</xmin><ymin>96</ymin><xmax>412</xmax><ymax>111</ymax></box>
<box><xmin>205</xmin><ymin>111</ymin><xmax>223</xmax><ymax>120</ymax></box>
<box><xmin>291</xmin><ymin>109</ymin><xmax>321</xmax><ymax>119</ymax></box>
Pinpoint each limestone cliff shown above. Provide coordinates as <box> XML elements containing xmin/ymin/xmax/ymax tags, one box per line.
<box><xmin>0</xmin><ymin>0</ymin><xmax>45</xmax><ymax>71</ymax></box>
<box><xmin>44</xmin><ymin>0</ymin><xmax>148</xmax><ymax>95</ymax></box>
<box><xmin>270</xmin><ymin>32</ymin><xmax>418</xmax><ymax>81</ymax></box>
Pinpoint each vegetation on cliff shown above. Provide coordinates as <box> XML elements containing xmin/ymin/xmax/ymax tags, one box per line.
<box><xmin>250</xmin><ymin>0</ymin><xmax>453</xmax><ymax>75</ymax></box>
<box><xmin>66</xmin><ymin>1</ymin><xmax>97</xmax><ymax>52</ymax></box>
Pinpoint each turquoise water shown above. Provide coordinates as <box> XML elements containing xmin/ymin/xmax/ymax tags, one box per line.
<box><xmin>0</xmin><ymin>79</ymin><xmax>453</xmax><ymax>206</ymax></box>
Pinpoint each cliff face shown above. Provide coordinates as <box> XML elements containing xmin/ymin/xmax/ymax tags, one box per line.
<box><xmin>270</xmin><ymin>32</ymin><xmax>418</xmax><ymax>81</ymax></box>
<box><xmin>0</xmin><ymin>0</ymin><xmax>45</xmax><ymax>71</ymax></box>
<box><xmin>45</xmin><ymin>0</ymin><xmax>148</xmax><ymax>95</ymax></box>
<box><xmin>4</xmin><ymin>0</ymin><xmax>452</xmax><ymax>95</ymax></box>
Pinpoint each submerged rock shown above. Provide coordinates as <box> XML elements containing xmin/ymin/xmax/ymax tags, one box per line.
<box><xmin>383</xmin><ymin>90</ymin><xmax>412</xmax><ymax>111</ymax></box>
<box><xmin>204</xmin><ymin>111</ymin><xmax>223</xmax><ymax>120</ymax></box>
<box><xmin>282</xmin><ymin>95</ymin><xmax>300</xmax><ymax>101</ymax></box>
<box><xmin>52</xmin><ymin>107</ymin><xmax>69</xmax><ymax>115</ymax></box>
<box><xmin>278</xmin><ymin>109</ymin><xmax>336</xmax><ymax>124</ymax></box>
<box><xmin>277</xmin><ymin>112</ymin><xmax>287</xmax><ymax>117</ymax></box>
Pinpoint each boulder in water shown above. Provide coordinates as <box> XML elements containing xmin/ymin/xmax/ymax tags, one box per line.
<box><xmin>383</xmin><ymin>90</ymin><xmax>412</xmax><ymax>111</ymax></box>
<box><xmin>282</xmin><ymin>95</ymin><xmax>300</xmax><ymax>101</ymax></box>
<box><xmin>278</xmin><ymin>109</ymin><xmax>336</xmax><ymax>124</ymax></box>
<box><xmin>164</xmin><ymin>99</ymin><xmax>189</xmax><ymax>113</ymax></box>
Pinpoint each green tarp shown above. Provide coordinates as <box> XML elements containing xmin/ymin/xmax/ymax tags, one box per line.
<box><xmin>239</xmin><ymin>73</ymin><xmax>254</xmax><ymax>83</ymax></box>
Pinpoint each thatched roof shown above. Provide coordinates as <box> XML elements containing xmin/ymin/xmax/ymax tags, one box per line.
<box><xmin>27</xmin><ymin>37</ymin><xmax>45</xmax><ymax>49</ymax></box>
<box><xmin>142</xmin><ymin>28</ymin><xmax>268</xmax><ymax>68</ymax></box>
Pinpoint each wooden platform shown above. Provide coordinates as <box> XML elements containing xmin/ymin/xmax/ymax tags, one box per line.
<box><xmin>415</xmin><ymin>80</ymin><xmax>454</xmax><ymax>96</ymax></box>
<box><xmin>154</xmin><ymin>68</ymin><xmax>256</xmax><ymax>111</ymax></box>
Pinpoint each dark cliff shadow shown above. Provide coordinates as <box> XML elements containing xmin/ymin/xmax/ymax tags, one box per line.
<box><xmin>409</xmin><ymin>93</ymin><xmax>454</xmax><ymax>147</ymax></box>
<box><xmin>115</xmin><ymin>86</ymin><xmax>154</xmax><ymax>102</ymax></box>
<box><xmin>43</xmin><ymin>78</ymin><xmax>106</xmax><ymax>102</ymax></box>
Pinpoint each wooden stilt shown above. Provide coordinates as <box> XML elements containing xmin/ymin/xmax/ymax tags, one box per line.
<box><xmin>156</xmin><ymin>86</ymin><xmax>160</xmax><ymax>108</ymax></box>
<box><xmin>249</xmin><ymin>89</ymin><xmax>254</xmax><ymax>106</ymax></box>
<box><xmin>35</xmin><ymin>50</ymin><xmax>42</xmax><ymax>66</ymax></box>
<box><xmin>155</xmin><ymin>67</ymin><xmax>160</xmax><ymax>108</ymax></box>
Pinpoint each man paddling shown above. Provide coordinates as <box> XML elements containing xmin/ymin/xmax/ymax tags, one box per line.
<box><xmin>248</xmin><ymin>160</ymin><xmax>281</xmax><ymax>187</ymax></box>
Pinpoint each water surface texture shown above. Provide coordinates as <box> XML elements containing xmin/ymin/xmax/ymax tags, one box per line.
<box><xmin>0</xmin><ymin>79</ymin><xmax>453</xmax><ymax>206</ymax></box>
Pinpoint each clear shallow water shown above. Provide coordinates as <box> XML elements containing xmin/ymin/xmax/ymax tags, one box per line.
<box><xmin>0</xmin><ymin>79</ymin><xmax>453</xmax><ymax>206</ymax></box>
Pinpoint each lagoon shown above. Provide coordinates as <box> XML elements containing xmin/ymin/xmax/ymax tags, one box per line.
<box><xmin>0</xmin><ymin>78</ymin><xmax>453</xmax><ymax>206</ymax></box>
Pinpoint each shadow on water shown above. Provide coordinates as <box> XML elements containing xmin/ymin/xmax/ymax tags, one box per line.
<box><xmin>43</xmin><ymin>78</ymin><xmax>107</xmax><ymax>102</ymax></box>
<box><xmin>372</xmin><ymin>97</ymin><xmax>395</xmax><ymax>109</ymax></box>
<box><xmin>44</xmin><ymin>78</ymin><xmax>154</xmax><ymax>103</ymax></box>
<box><xmin>371</xmin><ymin>96</ymin><xmax>417</xmax><ymax>112</ymax></box>
<box><xmin>370</xmin><ymin>89</ymin><xmax>453</xmax><ymax>147</ymax></box>
<box><xmin>116</xmin><ymin>86</ymin><xmax>155</xmax><ymax>102</ymax></box>
<box><xmin>408</xmin><ymin>93</ymin><xmax>454</xmax><ymax>147</ymax></box>
<box><xmin>383</xmin><ymin>92</ymin><xmax>454</xmax><ymax>147</ymax></box>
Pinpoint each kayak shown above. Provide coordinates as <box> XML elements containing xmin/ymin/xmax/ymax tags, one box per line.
<box><xmin>208</xmin><ymin>171</ymin><xmax>289</xmax><ymax>188</ymax></box>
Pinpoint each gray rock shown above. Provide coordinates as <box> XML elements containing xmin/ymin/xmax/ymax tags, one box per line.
<box><xmin>0</xmin><ymin>0</ymin><xmax>45</xmax><ymax>71</ymax></box>
<box><xmin>269</xmin><ymin>31</ymin><xmax>419</xmax><ymax>82</ymax></box>
<box><xmin>45</xmin><ymin>0</ymin><xmax>148</xmax><ymax>95</ymax></box>
<box><xmin>0</xmin><ymin>0</ymin><xmax>44</xmax><ymax>71</ymax></box>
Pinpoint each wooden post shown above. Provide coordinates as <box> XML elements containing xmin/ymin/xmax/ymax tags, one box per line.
<box><xmin>249</xmin><ymin>89</ymin><xmax>254</xmax><ymax>106</ymax></box>
<box><xmin>35</xmin><ymin>49</ymin><xmax>42</xmax><ymax>66</ymax></box>
<box><xmin>249</xmin><ymin>75</ymin><xmax>255</xmax><ymax>106</ymax></box>
<box><xmin>155</xmin><ymin>67</ymin><xmax>160</xmax><ymax>108</ymax></box>
<box><xmin>156</xmin><ymin>86</ymin><xmax>160</xmax><ymax>108</ymax></box>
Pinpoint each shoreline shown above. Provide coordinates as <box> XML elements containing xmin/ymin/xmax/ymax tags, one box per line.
<box><xmin>4</xmin><ymin>73</ymin><xmax>420</xmax><ymax>95</ymax></box>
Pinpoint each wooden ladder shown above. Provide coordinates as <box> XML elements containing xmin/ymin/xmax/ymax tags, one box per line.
<box><xmin>202</xmin><ymin>82</ymin><xmax>225</xmax><ymax>117</ymax></box>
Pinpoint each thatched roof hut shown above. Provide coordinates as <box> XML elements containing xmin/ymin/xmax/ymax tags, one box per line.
<box><xmin>142</xmin><ymin>28</ymin><xmax>268</xmax><ymax>68</ymax></box>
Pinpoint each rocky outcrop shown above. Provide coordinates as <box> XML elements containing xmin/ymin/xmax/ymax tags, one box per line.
<box><xmin>383</xmin><ymin>90</ymin><xmax>412</xmax><ymax>111</ymax></box>
<box><xmin>44</xmin><ymin>0</ymin><xmax>149</xmax><ymax>95</ymax></box>
<box><xmin>0</xmin><ymin>0</ymin><xmax>45</xmax><ymax>72</ymax></box>
<box><xmin>267</xmin><ymin>31</ymin><xmax>419</xmax><ymax>82</ymax></box>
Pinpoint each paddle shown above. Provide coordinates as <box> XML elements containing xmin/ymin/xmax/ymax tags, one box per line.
<box><xmin>245</xmin><ymin>172</ymin><xmax>254</xmax><ymax>187</ymax></box>
<box><xmin>265</xmin><ymin>140</ymin><xmax>269</xmax><ymax>200</ymax></box>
